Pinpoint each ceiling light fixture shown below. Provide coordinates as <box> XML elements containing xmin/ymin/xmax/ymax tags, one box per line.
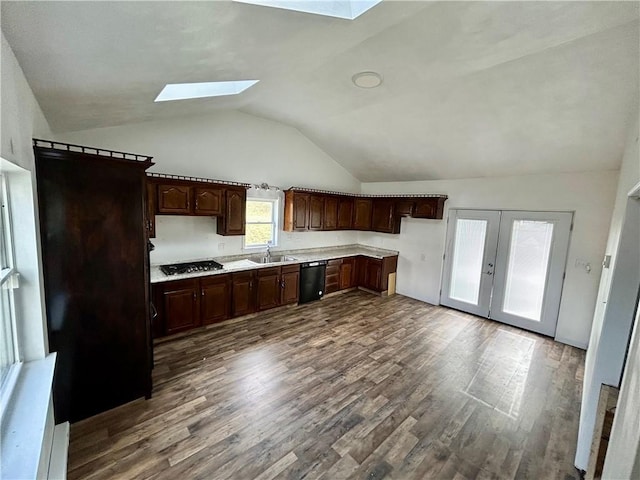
<box><xmin>352</xmin><ymin>71</ymin><xmax>383</xmax><ymax>89</ymax></box>
<box><xmin>233</xmin><ymin>0</ymin><xmax>382</xmax><ymax>20</ymax></box>
<box><xmin>154</xmin><ymin>80</ymin><xmax>259</xmax><ymax>102</ymax></box>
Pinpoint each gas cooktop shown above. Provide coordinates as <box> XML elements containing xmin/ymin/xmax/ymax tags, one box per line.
<box><xmin>160</xmin><ymin>260</ymin><xmax>224</xmax><ymax>276</ymax></box>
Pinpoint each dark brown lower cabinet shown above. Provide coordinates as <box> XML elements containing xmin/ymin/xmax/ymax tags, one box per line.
<box><xmin>325</xmin><ymin>259</ymin><xmax>341</xmax><ymax>294</ymax></box>
<box><xmin>363</xmin><ymin>258</ymin><xmax>382</xmax><ymax>291</ymax></box>
<box><xmin>281</xmin><ymin>264</ymin><xmax>300</xmax><ymax>305</ymax></box>
<box><xmin>152</xmin><ymin>255</ymin><xmax>398</xmax><ymax>338</ymax></box>
<box><xmin>163</xmin><ymin>279</ymin><xmax>201</xmax><ymax>334</ymax></box>
<box><xmin>356</xmin><ymin>255</ymin><xmax>398</xmax><ymax>292</ymax></box>
<box><xmin>200</xmin><ymin>274</ymin><xmax>231</xmax><ymax>324</ymax></box>
<box><xmin>340</xmin><ymin>258</ymin><xmax>356</xmax><ymax>289</ymax></box>
<box><xmin>257</xmin><ymin>267</ymin><xmax>281</xmax><ymax>311</ymax></box>
<box><xmin>232</xmin><ymin>271</ymin><xmax>257</xmax><ymax>316</ymax></box>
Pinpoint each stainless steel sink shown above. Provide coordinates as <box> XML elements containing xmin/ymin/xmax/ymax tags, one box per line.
<box><xmin>250</xmin><ymin>255</ymin><xmax>297</xmax><ymax>264</ymax></box>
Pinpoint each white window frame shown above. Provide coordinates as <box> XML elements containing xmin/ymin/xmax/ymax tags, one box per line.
<box><xmin>0</xmin><ymin>173</ymin><xmax>23</xmax><ymax>418</ymax></box>
<box><xmin>244</xmin><ymin>197</ymin><xmax>279</xmax><ymax>249</ymax></box>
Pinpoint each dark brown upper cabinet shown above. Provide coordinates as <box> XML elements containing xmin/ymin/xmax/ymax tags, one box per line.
<box><xmin>149</xmin><ymin>176</ymin><xmax>248</xmax><ymax>236</ymax></box>
<box><xmin>158</xmin><ymin>184</ymin><xmax>191</xmax><ymax>214</ymax></box>
<box><xmin>194</xmin><ymin>187</ymin><xmax>223</xmax><ymax>216</ymax></box>
<box><xmin>372</xmin><ymin>198</ymin><xmax>401</xmax><ymax>234</ymax></box>
<box><xmin>309</xmin><ymin>195</ymin><xmax>325</xmax><ymax>231</ymax></box>
<box><xmin>337</xmin><ymin>197</ymin><xmax>354</xmax><ymax>230</ymax></box>
<box><xmin>217</xmin><ymin>187</ymin><xmax>246</xmax><ymax>236</ymax></box>
<box><xmin>324</xmin><ymin>196</ymin><xmax>339</xmax><ymax>231</ymax></box>
<box><xmin>353</xmin><ymin>198</ymin><xmax>373</xmax><ymax>230</ymax></box>
<box><xmin>283</xmin><ymin>189</ymin><xmax>446</xmax><ymax>234</ymax></box>
<box><xmin>413</xmin><ymin>197</ymin><xmax>446</xmax><ymax>219</ymax></box>
<box><xmin>395</xmin><ymin>199</ymin><xmax>415</xmax><ymax>217</ymax></box>
<box><xmin>284</xmin><ymin>191</ymin><xmax>310</xmax><ymax>232</ymax></box>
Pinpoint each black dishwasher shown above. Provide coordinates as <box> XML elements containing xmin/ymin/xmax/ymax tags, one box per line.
<box><xmin>299</xmin><ymin>260</ymin><xmax>327</xmax><ymax>304</ymax></box>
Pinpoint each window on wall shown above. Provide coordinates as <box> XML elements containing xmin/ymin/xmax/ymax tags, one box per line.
<box><xmin>0</xmin><ymin>174</ymin><xmax>20</xmax><ymax>391</ymax></box>
<box><xmin>245</xmin><ymin>198</ymin><xmax>278</xmax><ymax>248</ymax></box>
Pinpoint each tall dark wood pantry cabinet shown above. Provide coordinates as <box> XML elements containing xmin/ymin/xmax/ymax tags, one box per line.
<box><xmin>34</xmin><ymin>141</ymin><xmax>153</xmax><ymax>423</ymax></box>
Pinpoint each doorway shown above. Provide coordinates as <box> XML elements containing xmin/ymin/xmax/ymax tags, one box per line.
<box><xmin>441</xmin><ymin>209</ymin><xmax>573</xmax><ymax>337</ymax></box>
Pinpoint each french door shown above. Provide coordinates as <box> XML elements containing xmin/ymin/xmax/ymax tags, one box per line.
<box><xmin>441</xmin><ymin>210</ymin><xmax>573</xmax><ymax>337</ymax></box>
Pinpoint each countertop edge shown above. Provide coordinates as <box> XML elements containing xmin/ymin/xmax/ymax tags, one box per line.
<box><xmin>150</xmin><ymin>245</ymin><xmax>399</xmax><ymax>284</ymax></box>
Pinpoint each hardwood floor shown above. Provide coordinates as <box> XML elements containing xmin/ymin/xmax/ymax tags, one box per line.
<box><xmin>68</xmin><ymin>290</ymin><xmax>584</xmax><ymax>480</ymax></box>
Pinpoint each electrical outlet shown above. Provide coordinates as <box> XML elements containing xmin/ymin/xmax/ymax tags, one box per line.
<box><xmin>218</xmin><ymin>242</ymin><xmax>225</xmax><ymax>251</ymax></box>
<box><xmin>420</xmin><ymin>253</ymin><xmax>426</xmax><ymax>261</ymax></box>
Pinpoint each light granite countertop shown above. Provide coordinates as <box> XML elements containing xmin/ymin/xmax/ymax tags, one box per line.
<box><xmin>150</xmin><ymin>244</ymin><xmax>399</xmax><ymax>284</ymax></box>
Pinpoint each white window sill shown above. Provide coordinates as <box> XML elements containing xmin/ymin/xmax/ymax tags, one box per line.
<box><xmin>1</xmin><ymin>353</ymin><xmax>56</xmax><ymax>480</ymax></box>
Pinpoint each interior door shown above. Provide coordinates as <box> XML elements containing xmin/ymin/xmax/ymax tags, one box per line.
<box><xmin>489</xmin><ymin>211</ymin><xmax>572</xmax><ymax>336</ymax></box>
<box><xmin>441</xmin><ymin>210</ymin><xmax>501</xmax><ymax>317</ymax></box>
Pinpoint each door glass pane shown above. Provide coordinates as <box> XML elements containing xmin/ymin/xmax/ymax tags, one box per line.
<box><xmin>449</xmin><ymin>219</ymin><xmax>487</xmax><ymax>305</ymax></box>
<box><xmin>503</xmin><ymin>220</ymin><xmax>554</xmax><ymax>321</ymax></box>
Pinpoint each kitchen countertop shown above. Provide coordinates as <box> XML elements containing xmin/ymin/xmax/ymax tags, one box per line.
<box><xmin>150</xmin><ymin>244</ymin><xmax>399</xmax><ymax>284</ymax></box>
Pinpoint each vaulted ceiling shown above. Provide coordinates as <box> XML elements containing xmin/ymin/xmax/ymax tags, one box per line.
<box><xmin>2</xmin><ymin>1</ymin><xmax>638</xmax><ymax>181</ymax></box>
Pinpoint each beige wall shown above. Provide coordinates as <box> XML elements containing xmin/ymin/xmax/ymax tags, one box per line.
<box><xmin>360</xmin><ymin>170</ymin><xmax>618</xmax><ymax>349</ymax></box>
<box><xmin>1</xmin><ymin>32</ymin><xmax>51</xmax><ymax>361</ymax></box>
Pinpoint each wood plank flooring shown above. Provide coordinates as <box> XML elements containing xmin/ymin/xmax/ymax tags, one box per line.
<box><xmin>68</xmin><ymin>290</ymin><xmax>584</xmax><ymax>480</ymax></box>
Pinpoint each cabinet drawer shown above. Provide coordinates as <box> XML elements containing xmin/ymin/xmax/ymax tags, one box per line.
<box><xmin>326</xmin><ymin>265</ymin><xmax>340</xmax><ymax>276</ymax></box>
<box><xmin>326</xmin><ymin>272</ymin><xmax>340</xmax><ymax>283</ymax></box>
<box><xmin>327</xmin><ymin>259</ymin><xmax>342</xmax><ymax>267</ymax></box>
<box><xmin>282</xmin><ymin>264</ymin><xmax>300</xmax><ymax>274</ymax></box>
<box><xmin>257</xmin><ymin>266</ymin><xmax>281</xmax><ymax>277</ymax></box>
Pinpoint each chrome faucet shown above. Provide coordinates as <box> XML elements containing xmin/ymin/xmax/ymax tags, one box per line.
<box><xmin>266</xmin><ymin>241</ymin><xmax>272</xmax><ymax>258</ymax></box>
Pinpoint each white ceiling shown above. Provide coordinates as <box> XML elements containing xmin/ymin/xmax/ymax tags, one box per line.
<box><xmin>2</xmin><ymin>1</ymin><xmax>638</xmax><ymax>181</ymax></box>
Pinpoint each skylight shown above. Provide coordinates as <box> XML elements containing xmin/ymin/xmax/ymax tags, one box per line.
<box><xmin>233</xmin><ymin>0</ymin><xmax>382</xmax><ymax>20</ymax></box>
<box><xmin>154</xmin><ymin>80</ymin><xmax>259</xmax><ymax>102</ymax></box>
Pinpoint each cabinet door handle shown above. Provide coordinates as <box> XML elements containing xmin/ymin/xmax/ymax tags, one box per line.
<box><xmin>281</xmin><ymin>280</ymin><xmax>285</xmax><ymax>289</ymax></box>
<box><xmin>193</xmin><ymin>292</ymin><xmax>197</xmax><ymax>300</ymax></box>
